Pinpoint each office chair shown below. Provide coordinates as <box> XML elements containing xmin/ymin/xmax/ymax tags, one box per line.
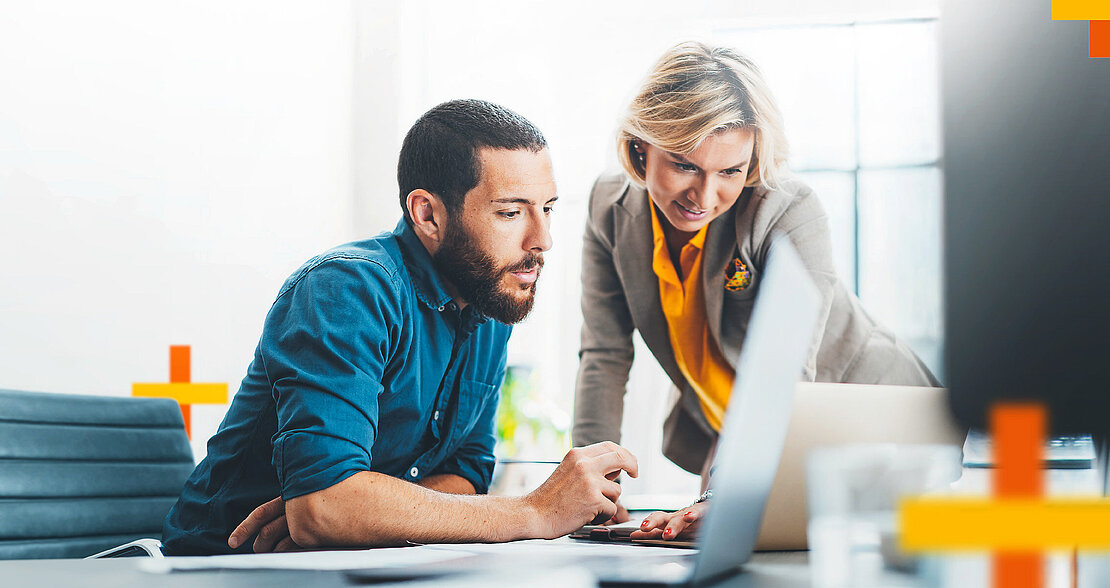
<box><xmin>0</xmin><ymin>388</ymin><xmax>195</xmax><ymax>559</ymax></box>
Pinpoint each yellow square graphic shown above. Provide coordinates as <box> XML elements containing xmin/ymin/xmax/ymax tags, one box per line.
<box><xmin>1053</xmin><ymin>0</ymin><xmax>1110</xmax><ymax>20</ymax></box>
<box><xmin>132</xmin><ymin>382</ymin><xmax>229</xmax><ymax>404</ymax></box>
<box><xmin>901</xmin><ymin>498</ymin><xmax>1110</xmax><ymax>551</ymax></box>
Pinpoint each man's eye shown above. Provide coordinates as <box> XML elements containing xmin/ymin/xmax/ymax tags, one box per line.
<box><xmin>498</xmin><ymin>211</ymin><xmax>521</xmax><ymax>219</ymax></box>
<box><xmin>543</xmin><ymin>206</ymin><xmax>554</xmax><ymax>215</ymax></box>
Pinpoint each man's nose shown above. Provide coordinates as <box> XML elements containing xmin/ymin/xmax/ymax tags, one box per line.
<box><xmin>526</xmin><ymin>213</ymin><xmax>553</xmax><ymax>253</ymax></box>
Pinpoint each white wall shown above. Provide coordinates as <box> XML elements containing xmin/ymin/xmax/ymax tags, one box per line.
<box><xmin>0</xmin><ymin>1</ymin><xmax>941</xmax><ymax>492</ymax></box>
<box><xmin>0</xmin><ymin>1</ymin><xmax>357</xmax><ymax>458</ymax></box>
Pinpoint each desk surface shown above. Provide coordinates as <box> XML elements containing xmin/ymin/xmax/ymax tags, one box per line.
<box><xmin>6</xmin><ymin>539</ymin><xmax>1110</xmax><ymax>587</ymax></box>
<box><xmin>6</xmin><ymin>466</ymin><xmax>1103</xmax><ymax>588</ymax></box>
<box><xmin>0</xmin><ymin>548</ymin><xmax>812</xmax><ymax>588</ymax></box>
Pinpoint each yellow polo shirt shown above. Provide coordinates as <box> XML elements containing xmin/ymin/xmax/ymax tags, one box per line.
<box><xmin>649</xmin><ymin>202</ymin><xmax>735</xmax><ymax>431</ymax></box>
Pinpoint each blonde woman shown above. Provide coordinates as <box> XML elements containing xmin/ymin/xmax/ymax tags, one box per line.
<box><xmin>572</xmin><ymin>41</ymin><xmax>937</xmax><ymax>540</ymax></box>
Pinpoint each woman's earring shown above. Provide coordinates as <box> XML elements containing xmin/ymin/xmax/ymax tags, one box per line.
<box><xmin>633</xmin><ymin>143</ymin><xmax>646</xmax><ymax>165</ymax></box>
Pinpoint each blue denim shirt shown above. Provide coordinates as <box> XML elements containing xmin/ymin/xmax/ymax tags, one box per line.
<box><xmin>162</xmin><ymin>220</ymin><xmax>511</xmax><ymax>555</ymax></box>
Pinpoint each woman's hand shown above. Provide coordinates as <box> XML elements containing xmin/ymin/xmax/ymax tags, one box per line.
<box><xmin>629</xmin><ymin>501</ymin><xmax>708</xmax><ymax>540</ymax></box>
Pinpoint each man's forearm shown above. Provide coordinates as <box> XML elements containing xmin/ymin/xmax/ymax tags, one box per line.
<box><xmin>286</xmin><ymin>442</ymin><xmax>638</xmax><ymax>550</ymax></box>
<box><xmin>287</xmin><ymin>471</ymin><xmax>533</xmax><ymax>548</ymax></box>
<box><xmin>418</xmin><ymin>473</ymin><xmax>476</xmax><ymax>494</ymax></box>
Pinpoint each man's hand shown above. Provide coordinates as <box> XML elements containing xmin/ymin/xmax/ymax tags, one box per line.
<box><xmin>522</xmin><ymin>441</ymin><xmax>638</xmax><ymax>539</ymax></box>
<box><xmin>629</xmin><ymin>500</ymin><xmax>708</xmax><ymax>541</ymax></box>
<box><xmin>601</xmin><ymin>501</ymin><xmax>631</xmax><ymax>525</ymax></box>
<box><xmin>228</xmin><ymin>497</ymin><xmax>297</xmax><ymax>553</ymax></box>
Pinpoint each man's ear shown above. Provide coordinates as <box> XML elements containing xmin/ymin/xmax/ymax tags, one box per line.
<box><xmin>406</xmin><ymin>189</ymin><xmax>447</xmax><ymax>245</ymax></box>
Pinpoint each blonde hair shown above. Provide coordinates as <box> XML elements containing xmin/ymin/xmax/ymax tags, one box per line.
<box><xmin>618</xmin><ymin>41</ymin><xmax>790</xmax><ymax>190</ymax></box>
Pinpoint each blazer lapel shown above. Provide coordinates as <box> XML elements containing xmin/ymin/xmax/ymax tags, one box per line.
<box><xmin>701</xmin><ymin>187</ymin><xmax>751</xmax><ymax>361</ymax></box>
<box><xmin>702</xmin><ymin>219</ymin><xmax>729</xmax><ymax>357</ymax></box>
<box><xmin>614</xmin><ymin>184</ymin><xmax>685</xmax><ymax>388</ymax></box>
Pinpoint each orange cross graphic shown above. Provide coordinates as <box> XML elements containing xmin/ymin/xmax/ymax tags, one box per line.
<box><xmin>131</xmin><ymin>345</ymin><xmax>228</xmax><ymax>439</ymax></box>
<box><xmin>1052</xmin><ymin>0</ymin><xmax>1110</xmax><ymax>58</ymax></box>
<box><xmin>901</xmin><ymin>404</ymin><xmax>1110</xmax><ymax>587</ymax></box>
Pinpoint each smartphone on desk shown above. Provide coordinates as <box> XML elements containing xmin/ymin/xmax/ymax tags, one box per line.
<box><xmin>568</xmin><ymin>524</ymin><xmax>698</xmax><ymax>549</ymax></box>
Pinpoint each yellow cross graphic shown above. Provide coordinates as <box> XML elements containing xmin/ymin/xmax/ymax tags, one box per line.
<box><xmin>132</xmin><ymin>345</ymin><xmax>227</xmax><ymax>439</ymax></box>
<box><xmin>900</xmin><ymin>404</ymin><xmax>1110</xmax><ymax>587</ymax></box>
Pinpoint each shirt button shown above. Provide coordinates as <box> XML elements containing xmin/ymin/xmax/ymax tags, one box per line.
<box><xmin>410</xmin><ymin>466</ymin><xmax>419</xmax><ymax>478</ymax></box>
<box><xmin>433</xmin><ymin>411</ymin><xmax>440</xmax><ymax>421</ymax></box>
<box><xmin>437</xmin><ymin>305</ymin><xmax>445</xmax><ymax>312</ymax></box>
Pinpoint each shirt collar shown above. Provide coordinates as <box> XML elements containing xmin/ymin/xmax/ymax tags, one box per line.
<box><xmin>648</xmin><ymin>198</ymin><xmax>709</xmax><ymax>250</ymax></box>
<box><xmin>648</xmin><ymin>198</ymin><xmax>709</xmax><ymax>285</ymax></box>
<box><xmin>394</xmin><ymin>219</ymin><xmax>455</xmax><ymax>311</ymax></box>
<box><xmin>393</xmin><ymin>219</ymin><xmax>490</xmax><ymax>329</ymax></box>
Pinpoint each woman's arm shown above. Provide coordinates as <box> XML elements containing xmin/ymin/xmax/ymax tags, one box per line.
<box><xmin>572</xmin><ymin>177</ymin><xmax>638</xmax><ymax>448</ymax></box>
<box><xmin>759</xmin><ymin>184</ymin><xmax>840</xmax><ymax>380</ymax></box>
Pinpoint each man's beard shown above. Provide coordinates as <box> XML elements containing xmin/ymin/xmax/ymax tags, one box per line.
<box><xmin>432</xmin><ymin>221</ymin><xmax>542</xmax><ymax>325</ymax></box>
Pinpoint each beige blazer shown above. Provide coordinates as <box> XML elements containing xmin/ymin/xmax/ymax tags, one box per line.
<box><xmin>572</xmin><ymin>172</ymin><xmax>938</xmax><ymax>474</ymax></box>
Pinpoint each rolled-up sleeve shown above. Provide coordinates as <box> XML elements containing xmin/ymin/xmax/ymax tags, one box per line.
<box><xmin>261</xmin><ymin>257</ymin><xmax>401</xmax><ymax>500</ymax></box>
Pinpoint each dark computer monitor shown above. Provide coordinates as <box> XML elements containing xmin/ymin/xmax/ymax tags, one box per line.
<box><xmin>942</xmin><ymin>0</ymin><xmax>1110</xmax><ymax>434</ymax></box>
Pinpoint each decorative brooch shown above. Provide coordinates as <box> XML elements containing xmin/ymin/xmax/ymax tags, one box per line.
<box><xmin>724</xmin><ymin>256</ymin><xmax>752</xmax><ymax>291</ymax></box>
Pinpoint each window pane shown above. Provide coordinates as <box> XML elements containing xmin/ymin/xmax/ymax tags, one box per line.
<box><xmin>858</xmin><ymin>167</ymin><xmax>943</xmax><ymax>378</ymax></box>
<box><xmin>717</xmin><ymin>26</ymin><xmax>856</xmax><ymax>170</ymax></box>
<box><xmin>856</xmin><ymin>21</ymin><xmax>940</xmax><ymax>167</ymax></box>
<box><xmin>795</xmin><ymin>171</ymin><xmax>856</xmax><ymax>290</ymax></box>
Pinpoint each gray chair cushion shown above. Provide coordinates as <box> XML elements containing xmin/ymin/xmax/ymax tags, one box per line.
<box><xmin>0</xmin><ymin>389</ymin><xmax>194</xmax><ymax>559</ymax></box>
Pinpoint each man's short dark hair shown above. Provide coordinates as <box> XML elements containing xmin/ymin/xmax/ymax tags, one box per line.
<box><xmin>397</xmin><ymin>99</ymin><xmax>548</xmax><ymax>224</ymax></box>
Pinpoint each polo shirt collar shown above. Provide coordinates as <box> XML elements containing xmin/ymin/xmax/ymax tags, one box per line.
<box><xmin>649</xmin><ymin>198</ymin><xmax>709</xmax><ymax>286</ymax></box>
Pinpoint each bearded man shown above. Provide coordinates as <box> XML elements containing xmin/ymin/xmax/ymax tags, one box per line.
<box><xmin>161</xmin><ymin>99</ymin><xmax>637</xmax><ymax>555</ymax></box>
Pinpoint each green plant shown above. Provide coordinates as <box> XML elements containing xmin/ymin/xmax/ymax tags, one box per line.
<box><xmin>494</xmin><ymin>365</ymin><xmax>568</xmax><ymax>459</ymax></box>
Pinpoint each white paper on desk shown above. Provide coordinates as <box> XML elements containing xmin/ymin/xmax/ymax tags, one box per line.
<box><xmin>140</xmin><ymin>545</ymin><xmax>470</xmax><ymax>574</ymax></box>
<box><xmin>419</xmin><ymin>538</ymin><xmax>698</xmax><ymax>558</ymax></box>
<box><xmin>401</xmin><ymin>567</ymin><xmax>597</xmax><ymax>588</ymax></box>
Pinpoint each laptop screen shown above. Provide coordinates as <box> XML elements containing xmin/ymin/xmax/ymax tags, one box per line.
<box><xmin>691</xmin><ymin>236</ymin><xmax>821</xmax><ymax>584</ymax></box>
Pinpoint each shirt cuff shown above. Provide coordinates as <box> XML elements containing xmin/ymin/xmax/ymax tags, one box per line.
<box><xmin>274</xmin><ymin>431</ymin><xmax>371</xmax><ymax>499</ymax></box>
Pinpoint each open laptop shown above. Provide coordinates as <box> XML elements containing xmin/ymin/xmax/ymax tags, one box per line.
<box><xmin>754</xmin><ymin>382</ymin><xmax>965</xmax><ymax>550</ymax></box>
<box><xmin>577</xmin><ymin>383</ymin><xmax>965</xmax><ymax>553</ymax></box>
<box><xmin>576</xmin><ymin>235</ymin><xmax>823</xmax><ymax>586</ymax></box>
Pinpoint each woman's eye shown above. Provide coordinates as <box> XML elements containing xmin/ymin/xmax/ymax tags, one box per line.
<box><xmin>722</xmin><ymin>168</ymin><xmax>744</xmax><ymax>177</ymax></box>
<box><xmin>674</xmin><ymin>162</ymin><xmax>697</xmax><ymax>172</ymax></box>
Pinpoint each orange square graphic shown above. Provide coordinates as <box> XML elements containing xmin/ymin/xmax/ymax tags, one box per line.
<box><xmin>1092</xmin><ymin>21</ymin><xmax>1110</xmax><ymax>58</ymax></box>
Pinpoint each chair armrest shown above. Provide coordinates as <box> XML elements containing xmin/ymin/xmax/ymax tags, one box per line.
<box><xmin>85</xmin><ymin>538</ymin><xmax>163</xmax><ymax>559</ymax></box>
